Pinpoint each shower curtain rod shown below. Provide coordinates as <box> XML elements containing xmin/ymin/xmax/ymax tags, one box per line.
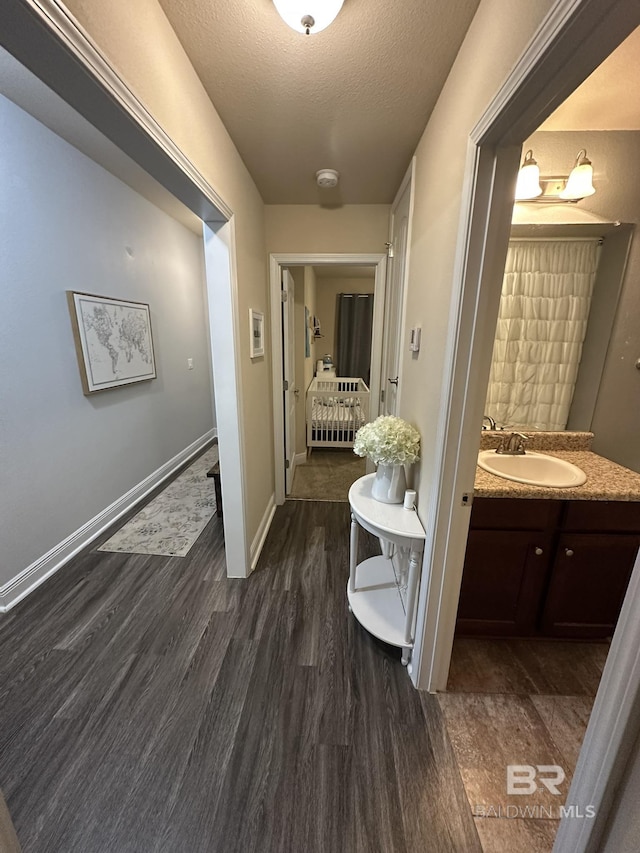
<box><xmin>510</xmin><ymin>236</ymin><xmax>604</xmax><ymax>244</ymax></box>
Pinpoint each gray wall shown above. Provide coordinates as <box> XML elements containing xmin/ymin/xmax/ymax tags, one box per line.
<box><xmin>0</xmin><ymin>95</ymin><xmax>214</xmax><ymax>587</ymax></box>
<box><xmin>526</xmin><ymin>131</ymin><xmax>640</xmax><ymax>472</ymax></box>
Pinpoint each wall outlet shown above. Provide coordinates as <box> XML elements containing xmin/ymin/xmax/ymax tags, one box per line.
<box><xmin>187</xmin><ymin>358</ymin><xmax>194</xmax><ymax>370</ymax></box>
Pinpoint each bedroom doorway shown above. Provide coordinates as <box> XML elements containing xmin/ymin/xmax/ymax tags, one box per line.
<box><xmin>269</xmin><ymin>253</ymin><xmax>387</xmax><ymax>505</ymax></box>
<box><xmin>281</xmin><ymin>263</ymin><xmax>375</xmax><ymax>502</ymax></box>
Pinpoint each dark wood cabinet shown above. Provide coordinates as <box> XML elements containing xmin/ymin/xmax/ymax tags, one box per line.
<box><xmin>540</xmin><ymin>532</ymin><xmax>640</xmax><ymax>638</ymax></box>
<box><xmin>456</xmin><ymin>498</ymin><xmax>640</xmax><ymax>639</ymax></box>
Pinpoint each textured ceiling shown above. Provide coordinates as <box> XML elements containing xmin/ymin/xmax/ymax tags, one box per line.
<box><xmin>156</xmin><ymin>0</ymin><xmax>482</xmax><ymax>204</ymax></box>
<box><xmin>541</xmin><ymin>26</ymin><xmax>640</xmax><ymax>131</ymax></box>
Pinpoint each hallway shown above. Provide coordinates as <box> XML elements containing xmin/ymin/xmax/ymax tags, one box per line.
<box><xmin>0</xmin><ymin>500</ymin><xmax>479</xmax><ymax>853</ymax></box>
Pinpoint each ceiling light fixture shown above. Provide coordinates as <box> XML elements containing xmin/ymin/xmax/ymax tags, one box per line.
<box><xmin>515</xmin><ymin>148</ymin><xmax>596</xmax><ymax>203</ymax></box>
<box><xmin>514</xmin><ymin>150</ymin><xmax>542</xmax><ymax>200</ymax></box>
<box><xmin>273</xmin><ymin>0</ymin><xmax>344</xmax><ymax>35</ymax></box>
<box><xmin>559</xmin><ymin>149</ymin><xmax>596</xmax><ymax>200</ymax></box>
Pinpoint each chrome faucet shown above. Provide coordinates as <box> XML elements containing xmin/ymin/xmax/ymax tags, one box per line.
<box><xmin>482</xmin><ymin>414</ymin><xmax>496</xmax><ymax>430</ymax></box>
<box><xmin>496</xmin><ymin>432</ymin><xmax>528</xmax><ymax>455</ymax></box>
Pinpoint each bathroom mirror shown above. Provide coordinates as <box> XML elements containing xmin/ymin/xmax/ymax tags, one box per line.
<box><xmin>483</xmin><ymin>220</ymin><xmax>633</xmax><ymax>432</ymax></box>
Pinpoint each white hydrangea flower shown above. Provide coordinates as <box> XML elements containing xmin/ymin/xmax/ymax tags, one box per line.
<box><xmin>353</xmin><ymin>415</ymin><xmax>420</xmax><ymax>465</ymax></box>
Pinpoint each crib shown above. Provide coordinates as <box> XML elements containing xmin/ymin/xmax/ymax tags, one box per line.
<box><xmin>306</xmin><ymin>377</ymin><xmax>370</xmax><ymax>449</ymax></box>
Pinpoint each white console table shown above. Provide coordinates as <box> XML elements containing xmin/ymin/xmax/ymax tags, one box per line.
<box><xmin>348</xmin><ymin>474</ymin><xmax>426</xmax><ymax>667</ymax></box>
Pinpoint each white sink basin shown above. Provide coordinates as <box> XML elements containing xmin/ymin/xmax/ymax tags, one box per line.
<box><xmin>478</xmin><ymin>450</ymin><xmax>587</xmax><ymax>488</ymax></box>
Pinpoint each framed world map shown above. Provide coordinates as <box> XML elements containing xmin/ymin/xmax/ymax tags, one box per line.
<box><xmin>67</xmin><ymin>291</ymin><xmax>157</xmax><ymax>394</ymax></box>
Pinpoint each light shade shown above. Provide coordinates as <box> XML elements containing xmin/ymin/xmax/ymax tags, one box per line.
<box><xmin>559</xmin><ymin>150</ymin><xmax>596</xmax><ymax>200</ymax></box>
<box><xmin>515</xmin><ymin>150</ymin><xmax>542</xmax><ymax>200</ymax></box>
<box><xmin>273</xmin><ymin>0</ymin><xmax>344</xmax><ymax>34</ymax></box>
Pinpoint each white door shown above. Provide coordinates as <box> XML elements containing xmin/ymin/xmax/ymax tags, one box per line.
<box><xmin>381</xmin><ymin>169</ymin><xmax>413</xmax><ymax>415</ymax></box>
<box><xmin>282</xmin><ymin>268</ymin><xmax>296</xmax><ymax>494</ymax></box>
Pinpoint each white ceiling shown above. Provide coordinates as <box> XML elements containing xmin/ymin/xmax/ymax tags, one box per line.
<box><xmin>540</xmin><ymin>26</ymin><xmax>640</xmax><ymax>131</ymax></box>
<box><xmin>156</xmin><ymin>0</ymin><xmax>482</xmax><ymax>204</ymax></box>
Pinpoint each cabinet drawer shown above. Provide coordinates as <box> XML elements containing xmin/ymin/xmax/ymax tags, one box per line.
<box><xmin>562</xmin><ymin>501</ymin><xmax>640</xmax><ymax>533</ymax></box>
<box><xmin>470</xmin><ymin>498</ymin><xmax>562</xmax><ymax>531</ymax></box>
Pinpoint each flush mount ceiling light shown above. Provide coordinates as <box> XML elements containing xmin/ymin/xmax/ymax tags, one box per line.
<box><xmin>515</xmin><ymin>148</ymin><xmax>596</xmax><ymax>203</ymax></box>
<box><xmin>273</xmin><ymin>0</ymin><xmax>344</xmax><ymax>35</ymax></box>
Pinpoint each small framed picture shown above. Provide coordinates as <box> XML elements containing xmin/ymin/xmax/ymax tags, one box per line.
<box><xmin>249</xmin><ymin>309</ymin><xmax>265</xmax><ymax>358</ymax></box>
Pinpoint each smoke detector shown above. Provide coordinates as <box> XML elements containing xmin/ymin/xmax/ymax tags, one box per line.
<box><xmin>316</xmin><ymin>169</ymin><xmax>340</xmax><ymax>188</ymax></box>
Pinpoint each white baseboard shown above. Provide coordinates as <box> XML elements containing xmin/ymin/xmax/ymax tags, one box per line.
<box><xmin>294</xmin><ymin>451</ymin><xmax>307</xmax><ymax>467</ymax></box>
<box><xmin>0</xmin><ymin>430</ymin><xmax>217</xmax><ymax>613</ymax></box>
<box><xmin>249</xmin><ymin>493</ymin><xmax>276</xmax><ymax>572</ymax></box>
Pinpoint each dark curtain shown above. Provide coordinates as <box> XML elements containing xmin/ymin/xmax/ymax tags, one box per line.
<box><xmin>335</xmin><ymin>294</ymin><xmax>374</xmax><ymax>384</ymax></box>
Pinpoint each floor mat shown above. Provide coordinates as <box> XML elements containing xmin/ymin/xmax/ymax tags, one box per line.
<box><xmin>98</xmin><ymin>445</ymin><xmax>219</xmax><ymax>557</ymax></box>
<box><xmin>289</xmin><ymin>449</ymin><xmax>366</xmax><ymax>502</ymax></box>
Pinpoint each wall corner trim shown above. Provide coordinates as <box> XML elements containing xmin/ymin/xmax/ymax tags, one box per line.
<box><xmin>249</xmin><ymin>495</ymin><xmax>277</xmax><ymax>573</ymax></box>
<box><xmin>0</xmin><ymin>430</ymin><xmax>216</xmax><ymax>613</ymax></box>
<box><xmin>19</xmin><ymin>0</ymin><xmax>233</xmax><ymax>221</ymax></box>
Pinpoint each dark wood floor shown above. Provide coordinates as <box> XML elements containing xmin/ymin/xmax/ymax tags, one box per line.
<box><xmin>0</xmin><ymin>499</ymin><xmax>480</xmax><ymax>852</ymax></box>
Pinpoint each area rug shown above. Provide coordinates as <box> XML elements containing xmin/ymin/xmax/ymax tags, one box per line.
<box><xmin>289</xmin><ymin>449</ymin><xmax>366</xmax><ymax>502</ymax></box>
<box><xmin>98</xmin><ymin>445</ymin><xmax>219</xmax><ymax>557</ymax></box>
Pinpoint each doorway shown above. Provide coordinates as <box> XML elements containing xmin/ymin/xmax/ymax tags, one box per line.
<box><xmin>269</xmin><ymin>253</ymin><xmax>386</xmax><ymax>506</ymax></box>
<box><xmin>415</xmin><ymin>6</ymin><xmax>640</xmax><ymax>852</ymax></box>
<box><xmin>281</xmin><ymin>263</ymin><xmax>376</xmax><ymax>502</ymax></box>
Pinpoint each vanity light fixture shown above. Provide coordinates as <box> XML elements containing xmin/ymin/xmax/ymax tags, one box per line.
<box><xmin>514</xmin><ymin>150</ymin><xmax>542</xmax><ymax>200</ymax></box>
<box><xmin>515</xmin><ymin>148</ymin><xmax>596</xmax><ymax>203</ymax></box>
<box><xmin>559</xmin><ymin>149</ymin><xmax>596</xmax><ymax>200</ymax></box>
<box><xmin>273</xmin><ymin>0</ymin><xmax>344</xmax><ymax>34</ymax></box>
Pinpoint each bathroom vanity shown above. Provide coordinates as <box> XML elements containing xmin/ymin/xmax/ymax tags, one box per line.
<box><xmin>456</xmin><ymin>433</ymin><xmax>640</xmax><ymax>639</ymax></box>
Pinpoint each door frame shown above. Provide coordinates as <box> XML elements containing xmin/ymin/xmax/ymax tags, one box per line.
<box><xmin>281</xmin><ymin>268</ymin><xmax>297</xmax><ymax>494</ymax></box>
<box><xmin>269</xmin><ymin>253</ymin><xmax>386</xmax><ymax>506</ymax></box>
<box><xmin>412</xmin><ymin>0</ymin><xmax>640</xmax><ymax>850</ymax></box>
<box><xmin>5</xmin><ymin>0</ymin><xmax>251</xmax><ymax>578</ymax></box>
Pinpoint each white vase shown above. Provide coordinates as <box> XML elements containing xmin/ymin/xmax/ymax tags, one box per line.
<box><xmin>371</xmin><ymin>463</ymin><xmax>407</xmax><ymax>504</ymax></box>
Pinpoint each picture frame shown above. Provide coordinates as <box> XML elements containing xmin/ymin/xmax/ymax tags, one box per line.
<box><xmin>67</xmin><ymin>290</ymin><xmax>157</xmax><ymax>395</ymax></box>
<box><xmin>249</xmin><ymin>309</ymin><xmax>265</xmax><ymax>358</ymax></box>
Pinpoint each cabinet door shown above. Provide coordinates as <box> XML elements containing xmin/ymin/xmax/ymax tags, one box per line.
<box><xmin>456</xmin><ymin>530</ymin><xmax>550</xmax><ymax>637</ymax></box>
<box><xmin>540</xmin><ymin>533</ymin><xmax>640</xmax><ymax>639</ymax></box>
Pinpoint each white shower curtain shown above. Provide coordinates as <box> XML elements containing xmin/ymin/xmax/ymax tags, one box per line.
<box><xmin>485</xmin><ymin>239</ymin><xmax>601</xmax><ymax>431</ymax></box>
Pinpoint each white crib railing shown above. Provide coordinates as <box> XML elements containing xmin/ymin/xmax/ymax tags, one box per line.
<box><xmin>306</xmin><ymin>377</ymin><xmax>370</xmax><ymax>449</ymax></box>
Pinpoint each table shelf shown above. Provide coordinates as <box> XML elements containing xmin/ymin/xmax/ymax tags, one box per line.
<box><xmin>347</xmin><ymin>556</ymin><xmax>407</xmax><ymax>647</ymax></box>
<box><xmin>348</xmin><ymin>474</ymin><xmax>426</xmax><ymax>667</ymax></box>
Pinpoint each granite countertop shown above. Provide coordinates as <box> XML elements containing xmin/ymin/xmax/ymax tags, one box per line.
<box><xmin>474</xmin><ymin>432</ymin><xmax>640</xmax><ymax>501</ymax></box>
